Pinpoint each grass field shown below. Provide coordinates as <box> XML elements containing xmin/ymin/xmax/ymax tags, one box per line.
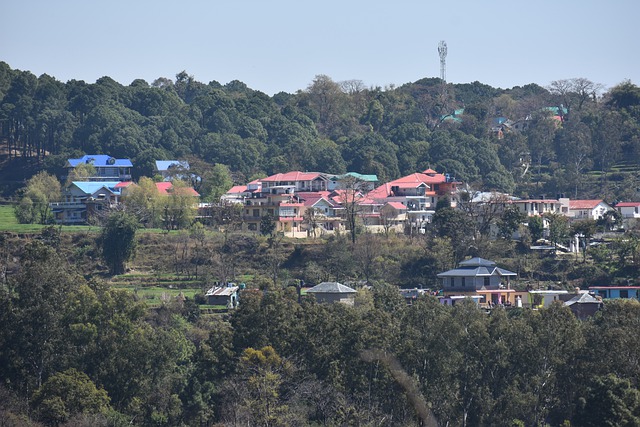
<box><xmin>111</xmin><ymin>284</ymin><xmax>227</xmax><ymax>310</ymax></box>
<box><xmin>0</xmin><ymin>204</ymin><xmax>174</xmax><ymax>235</ymax></box>
<box><xmin>0</xmin><ymin>204</ymin><xmax>96</xmax><ymax>233</ymax></box>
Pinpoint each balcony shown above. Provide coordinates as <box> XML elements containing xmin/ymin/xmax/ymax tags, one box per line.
<box><xmin>50</xmin><ymin>201</ymin><xmax>86</xmax><ymax>209</ymax></box>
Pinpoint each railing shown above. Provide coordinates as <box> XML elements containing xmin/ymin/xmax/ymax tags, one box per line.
<box><xmin>50</xmin><ymin>202</ymin><xmax>86</xmax><ymax>208</ymax></box>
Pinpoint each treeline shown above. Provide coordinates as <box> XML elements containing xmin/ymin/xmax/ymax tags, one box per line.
<box><xmin>2</xmin><ymin>235</ymin><xmax>640</xmax><ymax>426</ymax></box>
<box><xmin>2</xmin><ymin>62</ymin><xmax>640</xmax><ymax>200</ymax></box>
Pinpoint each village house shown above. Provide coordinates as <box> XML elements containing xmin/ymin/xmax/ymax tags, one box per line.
<box><xmin>568</xmin><ymin>199</ymin><xmax>613</xmax><ymax>221</ymax></box>
<box><xmin>589</xmin><ymin>286</ymin><xmax>640</xmax><ymax>300</ymax></box>
<box><xmin>154</xmin><ymin>160</ymin><xmax>190</xmax><ymax>181</ymax></box>
<box><xmin>615</xmin><ymin>201</ymin><xmax>640</xmax><ymax>219</ymax></box>
<box><xmin>367</xmin><ymin>168</ymin><xmax>460</xmax><ymax>231</ymax></box>
<box><xmin>328</xmin><ymin>172</ymin><xmax>378</xmax><ymax>192</ymax></box>
<box><xmin>51</xmin><ymin>181</ymin><xmax>125</xmax><ymax>224</ymax></box>
<box><xmin>205</xmin><ymin>285</ymin><xmax>239</xmax><ymax>307</ymax></box>
<box><xmin>437</xmin><ymin>257</ymin><xmax>518</xmax><ymax>306</ymax></box>
<box><xmin>66</xmin><ymin>154</ymin><xmax>132</xmax><ymax>182</ymax></box>
<box><xmin>305</xmin><ymin>282</ymin><xmax>357</xmax><ymax>305</ymax></box>
<box><xmin>508</xmin><ymin>197</ymin><xmax>570</xmax><ymax>217</ymax></box>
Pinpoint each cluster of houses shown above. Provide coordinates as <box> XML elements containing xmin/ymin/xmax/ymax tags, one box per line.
<box><xmin>50</xmin><ymin>155</ymin><xmax>200</xmax><ymax>224</ymax></box>
<box><xmin>203</xmin><ymin>256</ymin><xmax>632</xmax><ymax>319</ymax></box>
<box><xmin>52</xmin><ymin>154</ymin><xmax>640</xmax><ymax>245</ymax></box>
<box><xmin>293</xmin><ymin>256</ymin><xmax>639</xmax><ymax>319</ymax></box>
<box><xmin>46</xmin><ymin>153</ymin><xmax>640</xmax><ymax>316</ymax></box>
<box><xmin>221</xmin><ymin>168</ymin><xmax>634</xmax><ymax>242</ymax></box>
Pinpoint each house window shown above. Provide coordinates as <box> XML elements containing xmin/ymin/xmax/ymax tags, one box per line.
<box><xmin>620</xmin><ymin>290</ymin><xmax>629</xmax><ymax>299</ymax></box>
<box><xmin>461</xmin><ymin>277</ymin><xmax>466</xmax><ymax>287</ymax></box>
<box><xmin>484</xmin><ymin>277</ymin><xmax>490</xmax><ymax>288</ymax></box>
<box><xmin>253</xmin><ymin>209</ymin><xmax>259</xmax><ymax>217</ymax></box>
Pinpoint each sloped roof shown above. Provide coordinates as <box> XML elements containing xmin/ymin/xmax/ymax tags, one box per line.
<box><xmin>564</xmin><ymin>292</ymin><xmax>600</xmax><ymax>306</ymax></box>
<box><xmin>616</xmin><ymin>202</ymin><xmax>640</xmax><ymax>207</ymax></box>
<box><xmin>307</xmin><ymin>282</ymin><xmax>357</xmax><ymax>294</ymax></box>
<box><xmin>569</xmin><ymin>199</ymin><xmax>604</xmax><ymax>210</ymax></box>
<box><xmin>331</xmin><ymin>172</ymin><xmax>379</xmax><ymax>182</ymax></box>
<box><xmin>155</xmin><ymin>182</ymin><xmax>200</xmax><ymax>197</ymax></box>
<box><xmin>205</xmin><ymin>286</ymin><xmax>239</xmax><ymax>297</ymax></box>
<box><xmin>459</xmin><ymin>257</ymin><xmax>496</xmax><ymax>267</ymax></box>
<box><xmin>437</xmin><ymin>267</ymin><xmax>494</xmax><ymax>277</ymax></box>
<box><xmin>67</xmin><ymin>155</ymin><xmax>132</xmax><ymax>168</ymax></box>
<box><xmin>261</xmin><ymin>171</ymin><xmax>325</xmax><ymax>182</ymax></box>
<box><xmin>385</xmin><ymin>202</ymin><xmax>407</xmax><ymax>210</ymax></box>
<box><xmin>297</xmin><ymin>193</ymin><xmax>338</xmax><ymax>208</ymax></box>
<box><xmin>71</xmin><ymin>181</ymin><xmax>121</xmax><ymax>195</ymax></box>
<box><xmin>367</xmin><ymin>170</ymin><xmax>452</xmax><ymax>199</ymax></box>
<box><xmin>437</xmin><ymin>258</ymin><xmax>517</xmax><ymax>278</ymax></box>
<box><xmin>155</xmin><ymin>160</ymin><xmax>189</xmax><ymax>172</ymax></box>
<box><xmin>226</xmin><ymin>185</ymin><xmax>248</xmax><ymax>194</ymax></box>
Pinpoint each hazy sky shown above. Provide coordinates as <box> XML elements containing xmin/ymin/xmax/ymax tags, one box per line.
<box><xmin>2</xmin><ymin>0</ymin><xmax>639</xmax><ymax>95</ymax></box>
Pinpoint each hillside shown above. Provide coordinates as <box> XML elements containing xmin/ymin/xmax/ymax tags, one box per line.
<box><xmin>1</xmin><ymin>62</ymin><xmax>639</xmax><ymax>202</ymax></box>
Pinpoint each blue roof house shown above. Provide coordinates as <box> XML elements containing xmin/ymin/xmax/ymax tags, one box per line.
<box><xmin>51</xmin><ymin>181</ymin><xmax>122</xmax><ymax>224</ymax></box>
<box><xmin>66</xmin><ymin>155</ymin><xmax>133</xmax><ymax>182</ymax></box>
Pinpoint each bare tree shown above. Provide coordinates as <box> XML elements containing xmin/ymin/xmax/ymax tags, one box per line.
<box><xmin>339</xmin><ymin>176</ymin><xmax>366</xmax><ymax>244</ymax></box>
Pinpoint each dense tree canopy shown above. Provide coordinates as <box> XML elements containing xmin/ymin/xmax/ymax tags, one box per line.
<box><xmin>1</xmin><ymin>62</ymin><xmax>638</xmax><ymax>201</ymax></box>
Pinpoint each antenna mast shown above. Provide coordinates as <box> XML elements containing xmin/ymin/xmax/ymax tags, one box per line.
<box><xmin>438</xmin><ymin>40</ymin><xmax>447</xmax><ymax>82</ymax></box>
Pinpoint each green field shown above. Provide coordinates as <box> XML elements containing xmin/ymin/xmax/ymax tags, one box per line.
<box><xmin>110</xmin><ymin>284</ymin><xmax>227</xmax><ymax>310</ymax></box>
<box><xmin>0</xmin><ymin>204</ymin><xmax>175</xmax><ymax>235</ymax></box>
<box><xmin>0</xmin><ymin>204</ymin><xmax>96</xmax><ymax>233</ymax></box>
<box><xmin>111</xmin><ymin>284</ymin><xmax>201</xmax><ymax>305</ymax></box>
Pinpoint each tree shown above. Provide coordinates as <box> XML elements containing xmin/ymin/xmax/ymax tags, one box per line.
<box><xmin>66</xmin><ymin>161</ymin><xmax>97</xmax><ymax>184</ymax></box>
<box><xmin>574</xmin><ymin>374</ymin><xmax>640</xmax><ymax>427</ymax></box>
<box><xmin>431</xmin><ymin>206</ymin><xmax>474</xmax><ymax>262</ymax></box>
<box><xmin>100</xmin><ymin>211</ymin><xmax>138</xmax><ymax>275</ymax></box>
<box><xmin>498</xmin><ymin>205</ymin><xmax>526</xmax><ymax>240</ymax></box>
<box><xmin>0</xmin><ymin>241</ymin><xmax>82</xmax><ymax>392</ymax></box>
<box><xmin>527</xmin><ymin>114</ymin><xmax>557</xmax><ymax>187</ymax></box>
<box><xmin>339</xmin><ymin>176</ymin><xmax>366</xmax><ymax>244</ymax></box>
<box><xmin>123</xmin><ymin>176</ymin><xmax>161</xmax><ymax>227</ymax></box>
<box><xmin>160</xmin><ymin>180</ymin><xmax>198</xmax><ymax>231</ymax></box>
<box><xmin>528</xmin><ymin>216</ymin><xmax>544</xmax><ymax>243</ymax></box>
<box><xmin>32</xmin><ymin>368</ymin><xmax>110</xmax><ymax>425</ymax></box>
<box><xmin>260</xmin><ymin>212</ymin><xmax>276</xmax><ymax>236</ymax></box>
<box><xmin>15</xmin><ymin>171</ymin><xmax>61</xmax><ymax>224</ymax></box>
<box><xmin>303</xmin><ymin>207</ymin><xmax>322</xmax><ymax>239</ymax></box>
<box><xmin>546</xmin><ymin>212</ymin><xmax>570</xmax><ymax>249</ymax></box>
<box><xmin>555</xmin><ymin>120</ymin><xmax>593</xmax><ymax>198</ymax></box>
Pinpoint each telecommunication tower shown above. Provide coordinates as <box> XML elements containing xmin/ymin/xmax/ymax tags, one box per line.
<box><xmin>438</xmin><ymin>40</ymin><xmax>447</xmax><ymax>82</ymax></box>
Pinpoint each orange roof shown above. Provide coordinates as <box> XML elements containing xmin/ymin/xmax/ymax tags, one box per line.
<box><xmin>616</xmin><ymin>202</ymin><xmax>640</xmax><ymax>207</ymax></box>
<box><xmin>226</xmin><ymin>185</ymin><xmax>248</xmax><ymax>194</ymax></box>
<box><xmin>155</xmin><ymin>182</ymin><xmax>200</xmax><ymax>197</ymax></box>
<box><xmin>569</xmin><ymin>199</ymin><xmax>603</xmax><ymax>210</ymax></box>
<box><xmin>368</xmin><ymin>171</ymin><xmax>451</xmax><ymax>199</ymax></box>
<box><xmin>261</xmin><ymin>171</ymin><xmax>323</xmax><ymax>182</ymax></box>
<box><xmin>386</xmin><ymin>202</ymin><xmax>407</xmax><ymax>210</ymax></box>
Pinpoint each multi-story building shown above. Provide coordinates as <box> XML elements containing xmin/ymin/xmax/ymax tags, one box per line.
<box><xmin>66</xmin><ymin>154</ymin><xmax>132</xmax><ymax>182</ymax></box>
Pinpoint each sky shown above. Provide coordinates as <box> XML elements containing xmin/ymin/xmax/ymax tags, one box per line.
<box><xmin>1</xmin><ymin>0</ymin><xmax>639</xmax><ymax>95</ymax></box>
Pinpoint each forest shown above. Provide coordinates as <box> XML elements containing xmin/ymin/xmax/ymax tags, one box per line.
<box><xmin>2</xmin><ymin>62</ymin><xmax>640</xmax><ymax>426</ymax></box>
<box><xmin>2</xmin><ymin>230</ymin><xmax>640</xmax><ymax>427</ymax></box>
<box><xmin>1</xmin><ymin>61</ymin><xmax>640</xmax><ymax>202</ymax></box>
